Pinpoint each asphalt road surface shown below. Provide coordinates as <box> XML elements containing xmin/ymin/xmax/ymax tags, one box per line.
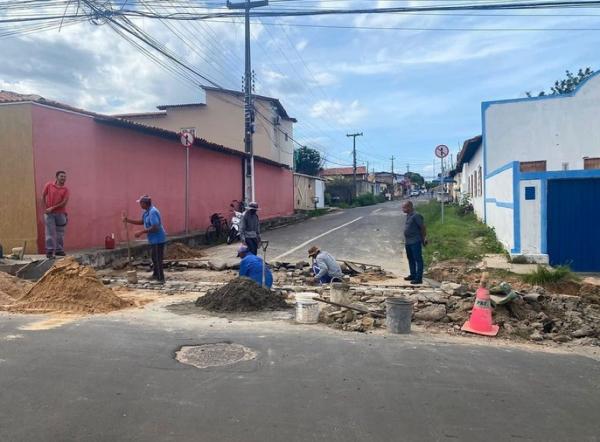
<box><xmin>208</xmin><ymin>200</ymin><xmax>410</xmax><ymax>275</ymax></box>
<box><xmin>1</xmin><ymin>308</ymin><xmax>599</xmax><ymax>442</ymax></box>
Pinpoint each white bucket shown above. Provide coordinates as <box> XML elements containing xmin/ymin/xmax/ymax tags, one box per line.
<box><xmin>294</xmin><ymin>292</ymin><xmax>320</xmax><ymax>324</ymax></box>
<box><xmin>330</xmin><ymin>282</ymin><xmax>350</xmax><ymax>305</ymax></box>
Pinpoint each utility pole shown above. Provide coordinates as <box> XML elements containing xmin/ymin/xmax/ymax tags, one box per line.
<box><xmin>346</xmin><ymin>132</ymin><xmax>363</xmax><ymax>197</ymax></box>
<box><xmin>406</xmin><ymin>163</ymin><xmax>410</xmax><ymax>173</ymax></box>
<box><xmin>390</xmin><ymin>155</ymin><xmax>395</xmax><ymax>200</ymax></box>
<box><xmin>227</xmin><ymin>0</ymin><xmax>268</xmax><ymax>203</ymax></box>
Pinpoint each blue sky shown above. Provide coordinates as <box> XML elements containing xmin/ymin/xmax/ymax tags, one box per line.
<box><xmin>1</xmin><ymin>0</ymin><xmax>599</xmax><ymax>179</ymax></box>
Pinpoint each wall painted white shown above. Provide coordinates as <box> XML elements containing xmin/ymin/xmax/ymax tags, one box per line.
<box><xmin>315</xmin><ymin>179</ymin><xmax>325</xmax><ymax>208</ymax></box>
<box><xmin>485</xmin><ymin>74</ymin><xmax>600</xmax><ymax>173</ymax></box>
<box><xmin>519</xmin><ymin>180</ymin><xmax>542</xmax><ymax>254</ymax></box>
<box><xmin>461</xmin><ymin>146</ymin><xmax>485</xmax><ymax>219</ymax></box>
<box><xmin>485</xmin><ymin>166</ymin><xmax>514</xmax><ymax>250</ymax></box>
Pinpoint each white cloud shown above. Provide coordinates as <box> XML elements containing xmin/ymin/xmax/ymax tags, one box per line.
<box><xmin>296</xmin><ymin>39</ymin><xmax>308</xmax><ymax>51</ymax></box>
<box><xmin>310</xmin><ymin>99</ymin><xmax>368</xmax><ymax>125</ymax></box>
<box><xmin>310</xmin><ymin>71</ymin><xmax>338</xmax><ymax>87</ymax></box>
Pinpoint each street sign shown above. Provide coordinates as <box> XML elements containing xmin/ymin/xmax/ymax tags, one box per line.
<box><xmin>435</xmin><ymin>144</ymin><xmax>449</xmax><ymax>159</ymax></box>
<box><xmin>180</xmin><ymin>131</ymin><xmax>195</xmax><ymax>147</ymax></box>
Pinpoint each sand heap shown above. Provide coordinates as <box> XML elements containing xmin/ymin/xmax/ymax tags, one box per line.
<box><xmin>165</xmin><ymin>242</ymin><xmax>204</xmax><ymax>260</ymax></box>
<box><xmin>5</xmin><ymin>257</ymin><xmax>131</xmax><ymax>314</ymax></box>
<box><xmin>195</xmin><ymin>277</ymin><xmax>290</xmax><ymax>312</ymax></box>
<box><xmin>0</xmin><ymin>272</ymin><xmax>33</xmax><ymax>305</ymax></box>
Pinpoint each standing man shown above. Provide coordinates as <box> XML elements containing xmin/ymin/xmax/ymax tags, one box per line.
<box><xmin>123</xmin><ymin>195</ymin><xmax>167</xmax><ymax>283</ymax></box>
<box><xmin>42</xmin><ymin>171</ymin><xmax>69</xmax><ymax>258</ymax></box>
<box><xmin>308</xmin><ymin>246</ymin><xmax>343</xmax><ymax>284</ymax></box>
<box><xmin>240</xmin><ymin>201</ymin><xmax>260</xmax><ymax>255</ymax></box>
<box><xmin>237</xmin><ymin>245</ymin><xmax>273</xmax><ymax>288</ymax></box>
<box><xmin>402</xmin><ymin>201</ymin><xmax>427</xmax><ymax>285</ymax></box>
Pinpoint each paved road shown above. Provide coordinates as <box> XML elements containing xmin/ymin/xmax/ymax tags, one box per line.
<box><xmin>1</xmin><ymin>309</ymin><xmax>599</xmax><ymax>442</ymax></box>
<box><xmin>208</xmin><ymin>200</ymin><xmax>410</xmax><ymax>275</ymax></box>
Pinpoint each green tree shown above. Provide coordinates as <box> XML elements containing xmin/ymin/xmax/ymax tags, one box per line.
<box><xmin>294</xmin><ymin>146</ymin><xmax>323</xmax><ymax>176</ymax></box>
<box><xmin>526</xmin><ymin>67</ymin><xmax>595</xmax><ymax>97</ymax></box>
<box><xmin>404</xmin><ymin>172</ymin><xmax>425</xmax><ymax>187</ymax></box>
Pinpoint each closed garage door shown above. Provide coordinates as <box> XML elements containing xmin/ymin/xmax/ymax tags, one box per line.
<box><xmin>547</xmin><ymin>178</ymin><xmax>600</xmax><ymax>271</ymax></box>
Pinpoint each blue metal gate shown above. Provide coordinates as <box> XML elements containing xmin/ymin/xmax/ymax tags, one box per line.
<box><xmin>547</xmin><ymin>178</ymin><xmax>600</xmax><ymax>271</ymax></box>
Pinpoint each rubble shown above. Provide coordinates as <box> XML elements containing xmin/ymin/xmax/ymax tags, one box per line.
<box><xmin>0</xmin><ymin>271</ymin><xmax>33</xmax><ymax>305</ymax></box>
<box><xmin>164</xmin><ymin>242</ymin><xmax>204</xmax><ymax>260</ymax></box>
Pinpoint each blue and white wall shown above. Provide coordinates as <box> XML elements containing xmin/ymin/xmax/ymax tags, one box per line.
<box><xmin>482</xmin><ymin>71</ymin><xmax>600</xmax><ymax>261</ymax></box>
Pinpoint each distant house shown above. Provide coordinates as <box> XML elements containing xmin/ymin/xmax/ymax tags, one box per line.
<box><xmin>320</xmin><ymin>166</ymin><xmax>373</xmax><ymax>195</ymax></box>
<box><xmin>455</xmin><ymin>72</ymin><xmax>600</xmax><ymax>271</ymax></box>
<box><xmin>374</xmin><ymin>172</ymin><xmax>408</xmax><ymax>198</ymax></box>
<box><xmin>293</xmin><ymin>173</ymin><xmax>325</xmax><ymax>210</ymax></box>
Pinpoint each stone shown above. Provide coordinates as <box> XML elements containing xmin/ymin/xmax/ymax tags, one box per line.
<box><xmin>361</xmin><ymin>316</ymin><xmax>375</xmax><ymax>329</ymax></box>
<box><xmin>208</xmin><ymin>260</ymin><xmax>228</xmax><ymax>271</ymax></box>
<box><xmin>552</xmin><ymin>334</ymin><xmax>572</xmax><ymax>343</ymax></box>
<box><xmin>447</xmin><ymin>312</ymin><xmax>467</xmax><ymax>323</ymax></box>
<box><xmin>101</xmin><ymin>278</ymin><xmax>112</xmax><ymax>285</ymax></box>
<box><xmin>440</xmin><ymin>282</ymin><xmax>467</xmax><ymax>296</ymax></box>
<box><xmin>414</xmin><ymin>304</ymin><xmax>446</xmax><ymax>322</ymax></box>
<box><xmin>343</xmin><ymin>310</ymin><xmax>355</xmax><ymax>323</ymax></box>
<box><xmin>572</xmin><ymin>326</ymin><xmax>595</xmax><ymax>338</ymax></box>
<box><xmin>530</xmin><ymin>331</ymin><xmax>544</xmax><ymax>341</ymax></box>
<box><xmin>360</xmin><ymin>296</ymin><xmax>372</xmax><ymax>302</ymax></box>
<box><xmin>295</xmin><ymin>260</ymin><xmax>308</xmax><ymax>269</ymax></box>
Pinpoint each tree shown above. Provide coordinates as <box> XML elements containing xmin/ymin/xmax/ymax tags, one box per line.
<box><xmin>526</xmin><ymin>67</ymin><xmax>595</xmax><ymax>97</ymax></box>
<box><xmin>404</xmin><ymin>172</ymin><xmax>424</xmax><ymax>187</ymax></box>
<box><xmin>294</xmin><ymin>146</ymin><xmax>323</xmax><ymax>176</ymax></box>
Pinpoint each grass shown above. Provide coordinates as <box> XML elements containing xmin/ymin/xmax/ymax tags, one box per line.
<box><xmin>419</xmin><ymin>201</ymin><xmax>505</xmax><ymax>266</ymax></box>
<box><xmin>521</xmin><ymin>265</ymin><xmax>576</xmax><ymax>285</ymax></box>
<box><xmin>306</xmin><ymin>208</ymin><xmax>330</xmax><ymax>218</ymax></box>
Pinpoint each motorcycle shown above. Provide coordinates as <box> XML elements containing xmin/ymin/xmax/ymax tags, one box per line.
<box><xmin>226</xmin><ymin>200</ymin><xmax>245</xmax><ymax>245</ymax></box>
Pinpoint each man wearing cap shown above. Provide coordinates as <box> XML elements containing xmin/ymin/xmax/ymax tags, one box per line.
<box><xmin>42</xmin><ymin>170</ymin><xmax>69</xmax><ymax>258</ymax></box>
<box><xmin>237</xmin><ymin>245</ymin><xmax>273</xmax><ymax>288</ymax></box>
<box><xmin>123</xmin><ymin>196</ymin><xmax>167</xmax><ymax>283</ymax></box>
<box><xmin>308</xmin><ymin>246</ymin><xmax>343</xmax><ymax>284</ymax></box>
<box><xmin>240</xmin><ymin>201</ymin><xmax>261</xmax><ymax>255</ymax></box>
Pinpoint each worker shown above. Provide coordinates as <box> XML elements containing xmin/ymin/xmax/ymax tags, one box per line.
<box><xmin>123</xmin><ymin>195</ymin><xmax>167</xmax><ymax>283</ymax></box>
<box><xmin>42</xmin><ymin>170</ymin><xmax>70</xmax><ymax>259</ymax></box>
<box><xmin>240</xmin><ymin>201</ymin><xmax>261</xmax><ymax>255</ymax></box>
<box><xmin>402</xmin><ymin>200</ymin><xmax>427</xmax><ymax>285</ymax></box>
<box><xmin>237</xmin><ymin>245</ymin><xmax>273</xmax><ymax>288</ymax></box>
<box><xmin>308</xmin><ymin>246</ymin><xmax>343</xmax><ymax>284</ymax></box>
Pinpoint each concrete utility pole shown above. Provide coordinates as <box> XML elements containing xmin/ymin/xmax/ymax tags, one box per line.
<box><xmin>390</xmin><ymin>155</ymin><xmax>395</xmax><ymax>200</ymax></box>
<box><xmin>406</xmin><ymin>163</ymin><xmax>410</xmax><ymax>173</ymax></box>
<box><xmin>346</xmin><ymin>132</ymin><xmax>363</xmax><ymax>197</ymax></box>
<box><xmin>227</xmin><ymin>0</ymin><xmax>268</xmax><ymax>203</ymax></box>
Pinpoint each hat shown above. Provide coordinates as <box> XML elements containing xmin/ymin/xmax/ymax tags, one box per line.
<box><xmin>136</xmin><ymin>195</ymin><xmax>151</xmax><ymax>203</ymax></box>
<box><xmin>237</xmin><ymin>245</ymin><xmax>249</xmax><ymax>257</ymax></box>
<box><xmin>248</xmin><ymin>201</ymin><xmax>259</xmax><ymax>210</ymax></box>
<box><xmin>307</xmin><ymin>246</ymin><xmax>320</xmax><ymax>257</ymax></box>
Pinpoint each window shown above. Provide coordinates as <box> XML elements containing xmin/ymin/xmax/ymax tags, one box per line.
<box><xmin>180</xmin><ymin>127</ymin><xmax>196</xmax><ymax>137</ymax></box>
<box><xmin>285</xmin><ymin>133</ymin><xmax>289</xmax><ymax>142</ymax></box>
<box><xmin>519</xmin><ymin>161</ymin><xmax>546</xmax><ymax>172</ymax></box>
<box><xmin>584</xmin><ymin>157</ymin><xmax>600</xmax><ymax>169</ymax></box>
<box><xmin>525</xmin><ymin>186</ymin><xmax>536</xmax><ymax>200</ymax></box>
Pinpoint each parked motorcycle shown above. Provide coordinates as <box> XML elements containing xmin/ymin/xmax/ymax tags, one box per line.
<box><xmin>227</xmin><ymin>200</ymin><xmax>245</xmax><ymax>245</ymax></box>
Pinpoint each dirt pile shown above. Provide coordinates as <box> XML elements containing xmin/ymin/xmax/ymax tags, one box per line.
<box><xmin>165</xmin><ymin>243</ymin><xmax>204</xmax><ymax>260</ymax></box>
<box><xmin>5</xmin><ymin>257</ymin><xmax>131</xmax><ymax>314</ymax></box>
<box><xmin>195</xmin><ymin>277</ymin><xmax>290</xmax><ymax>312</ymax></box>
<box><xmin>0</xmin><ymin>272</ymin><xmax>33</xmax><ymax>305</ymax></box>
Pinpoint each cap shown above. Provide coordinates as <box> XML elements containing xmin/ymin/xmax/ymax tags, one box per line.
<box><xmin>237</xmin><ymin>245</ymin><xmax>249</xmax><ymax>257</ymax></box>
<box><xmin>307</xmin><ymin>246</ymin><xmax>319</xmax><ymax>257</ymax></box>
<box><xmin>248</xmin><ymin>201</ymin><xmax>259</xmax><ymax>210</ymax></box>
<box><xmin>136</xmin><ymin>195</ymin><xmax>151</xmax><ymax>203</ymax></box>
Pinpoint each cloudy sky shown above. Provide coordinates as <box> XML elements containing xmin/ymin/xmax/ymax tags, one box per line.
<box><xmin>1</xmin><ymin>0</ymin><xmax>599</xmax><ymax>178</ymax></box>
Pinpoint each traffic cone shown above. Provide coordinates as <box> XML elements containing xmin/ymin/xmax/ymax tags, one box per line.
<box><xmin>461</xmin><ymin>273</ymin><xmax>499</xmax><ymax>337</ymax></box>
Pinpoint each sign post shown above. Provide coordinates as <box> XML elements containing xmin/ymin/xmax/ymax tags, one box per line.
<box><xmin>180</xmin><ymin>131</ymin><xmax>195</xmax><ymax>234</ymax></box>
<box><xmin>435</xmin><ymin>145</ymin><xmax>450</xmax><ymax>224</ymax></box>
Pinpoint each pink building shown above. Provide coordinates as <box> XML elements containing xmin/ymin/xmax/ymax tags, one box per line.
<box><xmin>0</xmin><ymin>91</ymin><xmax>293</xmax><ymax>253</ymax></box>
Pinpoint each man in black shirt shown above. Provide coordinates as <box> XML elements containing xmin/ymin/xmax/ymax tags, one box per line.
<box><xmin>402</xmin><ymin>201</ymin><xmax>427</xmax><ymax>284</ymax></box>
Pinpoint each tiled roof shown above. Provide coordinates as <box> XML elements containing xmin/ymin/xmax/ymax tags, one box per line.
<box><xmin>0</xmin><ymin>90</ymin><xmax>43</xmax><ymax>103</ymax></box>
<box><xmin>320</xmin><ymin>166</ymin><xmax>368</xmax><ymax>176</ymax></box>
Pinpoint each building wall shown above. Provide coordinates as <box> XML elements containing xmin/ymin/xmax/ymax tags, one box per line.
<box><xmin>254</xmin><ymin>161</ymin><xmax>294</xmax><ymax>219</ymax></box>
<box><xmin>485</xmin><ymin>74</ymin><xmax>600</xmax><ymax>173</ymax></box>
<box><xmin>30</xmin><ymin>104</ymin><xmax>247</xmax><ymax>252</ymax></box>
<box><xmin>314</xmin><ymin>179</ymin><xmax>325</xmax><ymax>208</ymax></box>
<box><xmin>461</xmin><ymin>146</ymin><xmax>485</xmax><ymax>219</ymax></box>
<box><xmin>485</xmin><ymin>163</ymin><xmax>515</xmax><ymax>251</ymax></box>
<box><xmin>519</xmin><ymin>179</ymin><xmax>542</xmax><ymax>254</ymax></box>
<box><xmin>122</xmin><ymin>91</ymin><xmax>294</xmax><ymax>168</ymax></box>
<box><xmin>0</xmin><ymin>103</ymin><xmax>39</xmax><ymax>253</ymax></box>
<box><xmin>293</xmin><ymin>174</ymin><xmax>316</xmax><ymax>211</ymax></box>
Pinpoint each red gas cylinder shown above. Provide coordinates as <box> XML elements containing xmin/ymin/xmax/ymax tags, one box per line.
<box><xmin>105</xmin><ymin>235</ymin><xmax>116</xmax><ymax>250</ymax></box>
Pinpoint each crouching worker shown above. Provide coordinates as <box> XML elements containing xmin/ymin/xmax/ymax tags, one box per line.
<box><xmin>308</xmin><ymin>246</ymin><xmax>343</xmax><ymax>284</ymax></box>
<box><xmin>237</xmin><ymin>245</ymin><xmax>273</xmax><ymax>288</ymax></box>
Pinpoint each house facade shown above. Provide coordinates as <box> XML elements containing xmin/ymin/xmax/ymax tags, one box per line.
<box><xmin>116</xmin><ymin>87</ymin><xmax>296</xmax><ymax>168</ymax></box>
<box><xmin>465</xmin><ymin>73</ymin><xmax>600</xmax><ymax>271</ymax></box>
<box><xmin>293</xmin><ymin>173</ymin><xmax>325</xmax><ymax>211</ymax></box>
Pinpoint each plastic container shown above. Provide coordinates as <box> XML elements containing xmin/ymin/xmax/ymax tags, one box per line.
<box><xmin>330</xmin><ymin>282</ymin><xmax>350</xmax><ymax>305</ymax></box>
<box><xmin>105</xmin><ymin>234</ymin><xmax>115</xmax><ymax>250</ymax></box>
<box><xmin>294</xmin><ymin>292</ymin><xmax>320</xmax><ymax>324</ymax></box>
<box><xmin>385</xmin><ymin>297</ymin><xmax>413</xmax><ymax>334</ymax></box>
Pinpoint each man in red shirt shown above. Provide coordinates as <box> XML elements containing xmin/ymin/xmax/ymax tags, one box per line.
<box><xmin>42</xmin><ymin>171</ymin><xmax>70</xmax><ymax>258</ymax></box>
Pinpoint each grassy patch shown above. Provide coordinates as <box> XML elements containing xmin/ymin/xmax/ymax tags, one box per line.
<box><xmin>419</xmin><ymin>201</ymin><xmax>505</xmax><ymax>265</ymax></box>
<box><xmin>521</xmin><ymin>265</ymin><xmax>576</xmax><ymax>285</ymax></box>
<box><xmin>306</xmin><ymin>208</ymin><xmax>330</xmax><ymax>218</ymax></box>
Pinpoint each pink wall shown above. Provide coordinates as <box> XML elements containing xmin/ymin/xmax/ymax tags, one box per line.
<box><xmin>255</xmin><ymin>161</ymin><xmax>294</xmax><ymax>219</ymax></box>
<box><xmin>31</xmin><ymin>105</ymin><xmax>294</xmax><ymax>252</ymax></box>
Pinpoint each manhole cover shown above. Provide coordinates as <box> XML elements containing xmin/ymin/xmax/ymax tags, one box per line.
<box><xmin>175</xmin><ymin>343</ymin><xmax>256</xmax><ymax>369</ymax></box>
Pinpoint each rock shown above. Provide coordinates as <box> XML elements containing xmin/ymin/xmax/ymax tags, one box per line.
<box><xmin>447</xmin><ymin>312</ymin><xmax>467</xmax><ymax>323</ymax></box>
<box><xmin>111</xmin><ymin>258</ymin><xmax>129</xmax><ymax>270</ymax></box>
<box><xmin>101</xmin><ymin>278</ymin><xmax>112</xmax><ymax>285</ymax></box>
<box><xmin>343</xmin><ymin>310</ymin><xmax>355</xmax><ymax>323</ymax></box>
<box><xmin>530</xmin><ymin>331</ymin><xmax>544</xmax><ymax>341</ymax></box>
<box><xmin>414</xmin><ymin>304</ymin><xmax>446</xmax><ymax>322</ymax></box>
<box><xmin>552</xmin><ymin>334</ymin><xmax>572</xmax><ymax>343</ymax></box>
<box><xmin>572</xmin><ymin>326</ymin><xmax>595</xmax><ymax>338</ymax></box>
<box><xmin>440</xmin><ymin>282</ymin><xmax>467</xmax><ymax>296</ymax></box>
<box><xmin>361</xmin><ymin>316</ymin><xmax>375</xmax><ymax>329</ymax></box>
<box><xmin>295</xmin><ymin>260</ymin><xmax>308</xmax><ymax>269</ymax></box>
<box><xmin>366</xmin><ymin>296</ymin><xmax>386</xmax><ymax>304</ymax></box>
<box><xmin>360</xmin><ymin>296</ymin><xmax>372</xmax><ymax>302</ymax></box>
<box><xmin>208</xmin><ymin>260</ymin><xmax>228</xmax><ymax>271</ymax></box>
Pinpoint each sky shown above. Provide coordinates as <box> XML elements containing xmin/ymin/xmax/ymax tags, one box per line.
<box><xmin>1</xmin><ymin>0</ymin><xmax>599</xmax><ymax>179</ymax></box>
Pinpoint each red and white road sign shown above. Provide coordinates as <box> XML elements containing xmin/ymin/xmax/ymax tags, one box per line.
<box><xmin>435</xmin><ymin>144</ymin><xmax>449</xmax><ymax>159</ymax></box>
<box><xmin>180</xmin><ymin>131</ymin><xmax>195</xmax><ymax>147</ymax></box>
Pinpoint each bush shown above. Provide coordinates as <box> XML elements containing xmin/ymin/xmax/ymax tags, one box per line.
<box><xmin>522</xmin><ymin>265</ymin><xmax>576</xmax><ymax>285</ymax></box>
<box><xmin>354</xmin><ymin>193</ymin><xmax>378</xmax><ymax>207</ymax></box>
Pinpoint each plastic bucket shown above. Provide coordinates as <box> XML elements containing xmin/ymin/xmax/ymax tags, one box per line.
<box><xmin>330</xmin><ymin>282</ymin><xmax>350</xmax><ymax>305</ymax></box>
<box><xmin>296</xmin><ymin>301</ymin><xmax>319</xmax><ymax>324</ymax></box>
<box><xmin>295</xmin><ymin>292</ymin><xmax>318</xmax><ymax>303</ymax></box>
<box><xmin>385</xmin><ymin>297</ymin><xmax>413</xmax><ymax>334</ymax></box>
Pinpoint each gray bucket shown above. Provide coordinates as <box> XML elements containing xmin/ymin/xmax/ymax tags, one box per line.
<box><xmin>385</xmin><ymin>297</ymin><xmax>413</xmax><ymax>334</ymax></box>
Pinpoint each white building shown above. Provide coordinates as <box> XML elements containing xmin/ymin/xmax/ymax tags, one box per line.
<box><xmin>462</xmin><ymin>72</ymin><xmax>600</xmax><ymax>271</ymax></box>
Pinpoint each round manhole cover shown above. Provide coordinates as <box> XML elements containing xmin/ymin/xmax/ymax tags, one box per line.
<box><xmin>175</xmin><ymin>343</ymin><xmax>256</xmax><ymax>369</ymax></box>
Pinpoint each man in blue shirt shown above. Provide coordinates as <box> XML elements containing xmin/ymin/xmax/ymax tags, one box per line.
<box><xmin>237</xmin><ymin>245</ymin><xmax>273</xmax><ymax>288</ymax></box>
<box><xmin>123</xmin><ymin>195</ymin><xmax>167</xmax><ymax>283</ymax></box>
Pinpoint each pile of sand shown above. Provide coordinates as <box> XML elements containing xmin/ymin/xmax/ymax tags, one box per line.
<box><xmin>195</xmin><ymin>277</ymin><xmax>290</xmax><ymax>312</ymax></box>
<box><xmin>165</xmin><ymin>242</ymin><xmax>204</xmax><ymax>260</ymax></box>
<box><xmin>0</xmin><ymin>272</ymin><xmax>33</xmax><ymax>305</ymax></box>
<box><xmin>5</xmin><ymin>257</ymin><xmax>131</xmax><ymax>314</ymax></box>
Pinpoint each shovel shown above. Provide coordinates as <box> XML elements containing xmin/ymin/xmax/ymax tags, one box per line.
<box><xmin>122</xmin><ymin>211</ymin><xmax>132</xmax><ymax>263</ymax></box>
<box><xmin>260</xmin><ymin>240</ymin><xmax>269</xmax><ymax>288</ymax></box>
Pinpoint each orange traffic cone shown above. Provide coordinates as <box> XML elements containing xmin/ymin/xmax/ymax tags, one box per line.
<box><xmin>461</xmin><ymin>273</ymin><xmax>499</xmax><ymax>337</ymax></box>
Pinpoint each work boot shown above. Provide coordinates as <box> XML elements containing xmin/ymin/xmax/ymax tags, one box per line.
<box><xmin>46</xmin><ymin>252</ymin><xmax>54</xmax><ymax>259</ymax></box>
<box><xmin>55</xmin><ymin>251</ymin><xmax>66</xmax><ymax>257</ymax></box>
<box><xmin>410</xmin><ymin>280</ymin><xmax>423</xmax><ymax>285</ymax></box>
<box><xmin>404</xmin><ymin>275</ymin><xmax>414</xmax><ymax>281</ymax></box>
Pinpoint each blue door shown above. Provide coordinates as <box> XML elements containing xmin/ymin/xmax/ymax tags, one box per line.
<box><xmin>547</xmin><ymin>178</ymin><xmax>600</xmax><ymax>271</ymax></box>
